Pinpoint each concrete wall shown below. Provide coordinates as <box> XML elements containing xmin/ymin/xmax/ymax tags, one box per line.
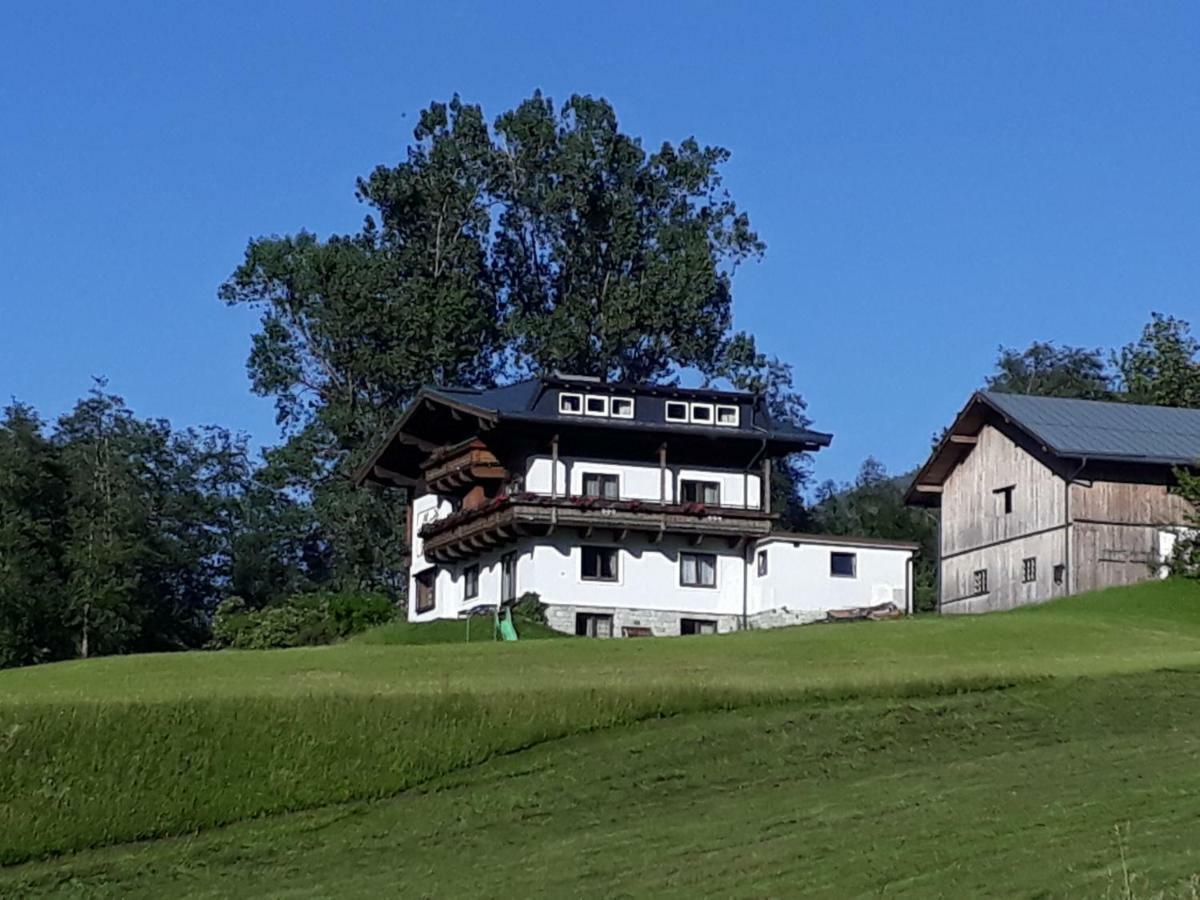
<box><xmin>524</xmin><ymin>455</ymin><xmax>762</xmax><ymax>508</ymax></box>
<box><xmin>749</xmin><ymin>538</ymin><xmax>913</xmax><ymax>618</ymax></box>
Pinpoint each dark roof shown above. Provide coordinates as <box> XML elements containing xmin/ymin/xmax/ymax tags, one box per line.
<box><xmin>906</xmin><ymin>391</ymin><xmax>1200</xmax><ymax>506</ymax></box>
<box><xmin>980</xmin><ymin>392</ymin><xmax>1200</xmax><ymax>464</ymax></box>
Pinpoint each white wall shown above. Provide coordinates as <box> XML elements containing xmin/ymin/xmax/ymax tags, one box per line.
<box><xmin>524</xmin><ymin>455</ymin><xmax>761</xmax><ymax>508</ymax></box>
<box><xmin>749</xmin><ymin>539</ymin><xmax>913</xmax><ymax>616</ymax></box>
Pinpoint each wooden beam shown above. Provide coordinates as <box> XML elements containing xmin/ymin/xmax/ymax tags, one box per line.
<box><xmin>689</xmin><ymin>533</ymin><xmax>705</xmax><ymax>547</ymax></box>
<box><xmin>948</xmin><ymin>434</ymin><xmax>978</xmax><ymax>445</ymax></box>
<box><xmin>658</xmin><ymin>443</ymin><xmax>668</xmax><ymax>505</ymax></box>
<box><xmin>551</xmin><ymin>434</ymin><xmax>560</xmax><ymax>500</ymax></box>
<box><xmin>613</xmin><ymin>528</ymin><xmax>629</xmax><ymax>543</ymax></box>
<box><xmin>913</xmin><ymin>484</ymin><xmax>943</xmax><ymax>493</ymax></box>
<box><xmin>372</xmin><ymin>465</ymin><xmax>419</xmax><ymax>488</ymax></box>
<box><xmin>762</xmin><ymin>457</ymin><xmax>772</xmax><ymax>515</ymax></box>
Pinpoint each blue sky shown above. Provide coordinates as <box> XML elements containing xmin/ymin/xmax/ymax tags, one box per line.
<box><xmin>2</xmin><ymin>1</ymin><xmax>1197</xmax><ymax>486</ymax></box>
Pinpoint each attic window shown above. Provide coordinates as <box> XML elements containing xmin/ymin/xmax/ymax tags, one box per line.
<box><xmin>559</xmin><ymin>393</ymin><xmax>583</xmax><ymax>415</ymax></box>
<box><xmin>716</xmin><ymin>405</ymin><xmax>739</xmax><ymax>427</ymax></box>
<box><xmin>994</xmin><ymin>485</ymin><xmax>1015</xmax><ymax>514</ymax></box>
<box><xmin>689</xmin><ymin>403</ymin><xmax>714</xmax><ymax>424</ymax></box>
<box><xmin>665</xmin><ymin>401</ymin><xmax>689</xmax><ymax>423</ymax></box>
<box><xmin>585</xmin><ymin>396</ymin><xmax>609</xmax><ymax>417</ymax></box>
<box><xmin>610</xmin><ymin>397</ymin><xmax>634</xmax><ymax>418</ymax></box>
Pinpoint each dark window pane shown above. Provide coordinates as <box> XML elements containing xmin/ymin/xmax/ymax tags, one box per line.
<box><xmin>830</xmin><ymin>552</ymin><xmax>857</xmax><ymax>578</ymax></box>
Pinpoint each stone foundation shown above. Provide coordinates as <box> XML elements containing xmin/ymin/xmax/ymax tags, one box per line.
<box><xmin>543</xmin><ymin>603</ymin><xmax>828</xmax><ymax>637</ymax></box>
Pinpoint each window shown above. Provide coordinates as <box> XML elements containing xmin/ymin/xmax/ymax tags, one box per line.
<box><xmin>414</xmin><ymin>569</ymin><xmax>436</xmax><ymax>613</ymax></box>
<box><xmin>559</xmin><ymin>392</ymin><xmax>583</xmax><ymax>414</ymax></box>
<box><xmin>715</xmin><ymin>404</ymin><xmax>740</xmax><ymax>427</ymax></box>
<box><xmin>584</xmin><ymin>395</ymin><xmax>609</xmax><ymax>417</ymax></box>
<box><xmin>1053</xmin><ymin>564</ymin><xmax>1066</xmax><ymax>585</ymax></box>
<box><xmin>582</xmin><ymin>472</ymin><xmax>620</xmax><ymax>500</ymax></box>
<box><xmin>501</xmin><ymin>552</ymin><xmax>517</xmax><ymax>601</ymax></box>
<box><xmin>994</xmin><ymin>485</ymin><xmax>1014</xmax><ymax>515</ymax></box>
<box><xmin>581</xmin><ymin>546</ymin><xmax>619</xmax><ymax>582</ymax></box>
<box><xmin>689</xmin><ymin>403</ymin><xmax>714</xmax><ymax>424</ymax></box>
<box><xmin>756</xmin><ymin>549</ymin><xmax>768</xmax><ymax>577</ymax></box>
<box><xmin>610</xmin><ymin>397</ymin><xmax>635</xmax><ymax>418</ymax></box>
<box><xmin>576</xmin><ymin>613</ymin><xmax>613</xmax><ymax>638</ymax></box>
<box><xmin>463</xmin><ymin>564</ymin><xmax>479</xmax><ymax>600</ymax></box>
<box><xmin>972</xmin><ymin>569</ymin><xmax>988</xmax><ymax>595</ymax></box>
<box><xmin>681</xmin><ymin>618</ymin><xmax>718</xmax><ymax>636</ymax></box>
<box><xmin>830</xmin><ymin>552</ymin><xmax>857</xmax><ymax>578</ymax></box>
<box><xmin>665</xmin><ymin>401</ymin><xmax>689</xmax><ymax>422</ymax></box>
<box><xmin>680</xmin><ymin>479</ymin><xmax>720</xmax><ymax>505</ymax></box>
<box><xmin>1021</xmin><ymin>557</ymin><xmax>1037</xmax><ymax>584</ymax></box>
<box><xmin>680</xmin><ymin>552</ymin><xmax>717</xmax><ymax>587</ymax></box>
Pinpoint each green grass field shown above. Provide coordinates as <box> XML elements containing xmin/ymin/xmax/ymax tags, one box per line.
<box><xmin>3</xmin><ymin>580</ymin><xmax>1200</xmax><ymax>896</ymax></box>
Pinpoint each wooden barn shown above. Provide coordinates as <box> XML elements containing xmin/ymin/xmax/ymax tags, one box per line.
<box><xmin>906</xmin><ymin>392</ymin><xmax>1200</xmax><ymax>613</ymax></box>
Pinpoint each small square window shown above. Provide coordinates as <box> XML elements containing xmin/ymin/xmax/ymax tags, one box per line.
<box><xmin>830</xmin><ymin>552</ymin><xmax>857</xmax><ymax>578</ymax></box>
<box><xmin>584</xmin><ymin>395</ymin><xmax>609</xmax><ymax>417</ymax></box>
<box><xmin>576</xmin><ymin>613</ymin><xmax>613</xmax><ymax>638</ymax></box>
<box><xmin>559</xmin><ymin>393</ymin><xmax>583</xmax><ymax>415</ymax></box>
<box><xmin>463</xmin><ymin>564</ymin><xmax>479</xmax><ymax>600</ymax></box>
<box><xmin>681</xmin><ymin>618</ymin><xmax>717</xmax><ymax>635</ymax></box>
<box><xmin>715</xmin><ymin>404</ymin><xmax>740</xmax><ymax>426</ymax></box>
<box><xmin>1053</xmin><ymin>564</ymin><xmax>1066</xmax><ymax>585</ymax></box>
<box><xmin>994</xmin><ymin>485</ymin><xmax>1014</xmax><ymax>514</ymax></box>
<box><xmin>582</xmin><ymin>472</ymin><xmax>620</xmax><ymax>500</ymax></box>
<box><xmin>689</xmin><ymin>403</ymin><xmax>714</xmax><ymax>424</ymax></box>
<box><xmin>665</xmin><ymin>401</ymin><xmax>689</xmax><ymax>422</ymax></box>
<box><xmin>756</xmin><ymin>549</ymin><xmax>768</xmax><ymax>577</ymax></box>
<box><xmin>610</xmin><ymin>397</ymin><xmax>634</xmax><ymax>418</ymax></box>
<box><xmin>972</xmin><ymin>569</ymin><xmax>989</xmax><ymax>595</ymax></box>
<box><xmin>680</xmin><ymin>552</ymin><xmax>717</xmax><ymax>587</ymax></box>
<box><xmin>1021</xmin><ymin>557</ymin><xmax>1036</xmax><ymax>584</ymax></box>
<box><xmin>581</xmin><ymin>546</ymin><xmax>619</xmax><ymax>582</ymax></box>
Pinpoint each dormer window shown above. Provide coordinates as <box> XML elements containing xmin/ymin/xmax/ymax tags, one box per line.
<box><xmin>689</xmin><ymin>403</ymin><xmax>714</xmax><ymax>425</ymax></box>
<box><xmin>559</xmin><ymin>393</ymin><xmax>583</xmax><ymax>415</ymax></box>
<box><xmin>715</xmin><ymin>405</ymin><xmax>739</xmax><ymax>427</ymax></box>
<box><xmin>665</xmin><ymin>401</ymin><xmax>689</xmax><ymax>423</ymax></box>
<box><xmin>610</xmin><ymin>397</ymin><xmax>634</xmax><ymax>418</ymax></box>
<box><xmin>584</xmin><ymin>395</ymin><xmax>609</xmax><ymax>416</ymax></box>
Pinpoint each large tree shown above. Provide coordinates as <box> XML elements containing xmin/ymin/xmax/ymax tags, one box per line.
<box><xmin>223</xmin><ymin>92</ymin><xmax>800</xmax><ymax>588</ymax></box>
<box><xmin>1115</xmin><ymin>313</ymin><xmax>1200</xmax><ymax>408</ymax></box>
<box><xmin>985</xmin><ymin>342</ymin><xmax>1113</xmax><ymax>400</ymax></box>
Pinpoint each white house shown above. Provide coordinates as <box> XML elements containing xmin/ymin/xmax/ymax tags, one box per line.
<box><xmin>357</xmin><ymin>375</ymin><xmax>916</xmax><ymax>637</ymax></box>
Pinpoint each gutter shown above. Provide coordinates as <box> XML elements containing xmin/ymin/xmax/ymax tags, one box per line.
<box><xmin>1063</xmin><ymin>456</ymin><xmax>1088</xmax><ymax>596</ymax></box>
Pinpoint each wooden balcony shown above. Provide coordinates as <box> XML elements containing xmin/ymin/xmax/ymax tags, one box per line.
<box><xmin>421</xmin><ymin>438</ymin><xmax>508</xmax><ymax>494</ymax></box>
<box><xmin>417</xmin><ymin>493</ymin><xmax>772</xmax><ymax>563</ymax></box>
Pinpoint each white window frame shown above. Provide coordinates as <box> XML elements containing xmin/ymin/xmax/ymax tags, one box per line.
<box><xmin>715</xmin><ymin>404</ymin><xmax>740</xmax><ymax>427</ymax></box>
<box><xmin>581</xmin><ymin>471</ymin><xmax>620</xmax><ymax>500</ymax></box>
<box><xmin>689</xmin><ymin>402</ymin><xmax>715</xmax><ymax>425</ymax></box>
<box><xmin>580</xmin><ymin>546</ymin><xmax>621</xmax><ymax>583</ymax></box>
<box><xmin>830</xmin><ymin>551</ymin><xmax>857</xmax><ymax>579</ymax></box>
<box><xmin>584</xmin><ymin>395</ymin><xmax>610</xmax><ymax>417</ymax></box>
<box><xmin>610</xmin><ymin>397</ymin><xmax>635</xmax><ymax>419</ymax></box>
<box><xmin>665</xmin><ymin>400</ymin><xmax>689</xmax><ymax>423</ymax></box>
<box><xmin>559</xmin><ymin>392</ymin><xmax>584</xmax><ymax>415</ymax></box>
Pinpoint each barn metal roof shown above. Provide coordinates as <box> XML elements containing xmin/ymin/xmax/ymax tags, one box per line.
<box><xmin>905</xmin><ymin>391</ymin><xmax>1200</xmax><ymax>507</ymax></box>
<box><xmin>981</xmin><ymin>391</ymin><xmax>1200</xmax><ymax>464</ymax></box>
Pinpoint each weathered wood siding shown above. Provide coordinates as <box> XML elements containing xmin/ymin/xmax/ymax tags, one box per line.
<box><xmin>1069</xmin><ymin>479</ymin><xmax>1191</xmax><ymax>525</ymax></box>
<box><xmin>941</xmin><ymin>529</ymin><xmax>1068</xmax><ymax>614</ymax></box>
<box><xmin>940</xmin><ymin>425</ymin><xmax>1065</xmax><ymax>557</ymax></box>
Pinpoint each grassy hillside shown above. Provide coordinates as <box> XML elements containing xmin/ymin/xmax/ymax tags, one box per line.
<box><xmin>1</xmin><ymin>579</ymin><xmax>1199</xmax><ymax>890</ymax></box>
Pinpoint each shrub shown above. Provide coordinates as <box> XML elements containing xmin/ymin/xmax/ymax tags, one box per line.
<box><xmin>210</xmin><ymin>592</ymin><xmax>396</xmax><ymax>650</ymax></box>
<box><xmin>511</xmin><ymin>591</ymin><xmax>548</xmax><ymax>625</ymax></box>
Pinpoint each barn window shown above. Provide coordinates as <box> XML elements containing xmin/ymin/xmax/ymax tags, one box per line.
<box><xmin>994</xmin><ymin>485</ymin><xmax>1015</xmax><ymax>514</ymax></box>
<box><xmin>1053</xmin><ymin>564</ymin><xmax>1066</xmax><ymax>585</ymax></box>
<box><xmin>581</xmin><ymin>546</ymin><xmax>619</xmax><ymax>582</ymax></box>
<box><xmin>830</xmin><ymin>552</ymin><xmax>857</xmax><ymax>578</ymax></box>
<box><xmin>1021</xmin><ymin>558</ymin><xmax>1037</xmax><ymax>584</ymax></box>
<box><xmin>680</xmin><ymin>552</ymin><xmax>717</xmax><ymax>587</ymax></box>
<box><xmin>757</xmin><ymin>549</ymin><xmax>768</xmax><ymax>577</ymax></box>
<box><xmin>972</xmin><ymin>569</ymin><xmax>989</xmax><ymax>595</ymax></box>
